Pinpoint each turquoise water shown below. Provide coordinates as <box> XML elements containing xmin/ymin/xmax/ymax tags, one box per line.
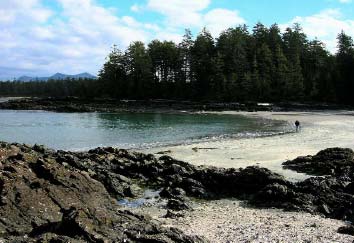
<box><xmin>0</xmin><ymin>110</ymin><xmax>291</xmax><ymax>151</ymax></box>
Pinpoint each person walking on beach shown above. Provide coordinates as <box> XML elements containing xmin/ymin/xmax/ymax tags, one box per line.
<box><xmin>295</xmin><ymin>120</ymin><xmax>300</xmax><ymax>132</ymax></box>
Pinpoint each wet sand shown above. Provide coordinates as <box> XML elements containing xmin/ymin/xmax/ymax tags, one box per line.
<box><xmin>144</xmin><ymin>111</ymin><xmax>354</xmax><ymax>181</ymax></box>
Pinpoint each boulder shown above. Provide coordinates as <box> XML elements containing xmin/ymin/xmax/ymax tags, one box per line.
<box><xmin>283</xmin><ymin>147</ymin><xmax>354</xmax><ymax>176</ymax></box>
<box><xmin>338</xmin><ymin>225</ymin><xmax>354</xmax><ymax>236</ymax></box>
<box><xmin>167</xmin><ymin>198</ymin><xmax>191</xmax><ymax>211</ymax></box>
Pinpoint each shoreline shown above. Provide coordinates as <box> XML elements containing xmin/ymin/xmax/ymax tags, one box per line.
<box><xmin>0</xmin><ymin>97</ymin><xmax>352</xmax><ymax>113</ymax></box>
<box><xmin>143</xmin><ymin>110</ymin><xmax>354</xmax><ymax>181</ymax></box>
<box><xmin>1</xmin><ymin>99</ymin><xmax>353</xmax><ymax>181</ymax></box>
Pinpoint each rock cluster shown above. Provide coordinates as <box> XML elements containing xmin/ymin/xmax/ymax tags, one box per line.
<box><xmin>283</xmin><ymin>147</ymin><xmax>354</xmax><ymax>176</ymax></box>
<box><xmin>281</xmin><ymin>148</ymin><xmax>354</xmax><ymax>235</ymax></box>
<box><xmin>0</xmin><ymin>142</ymin><xmax>354</xmax><ymax>241</ymax></box>
<box><xmin>0</xmin><ymin>142</ymin><xmax>205</xmax><ymax>242</ymax></box>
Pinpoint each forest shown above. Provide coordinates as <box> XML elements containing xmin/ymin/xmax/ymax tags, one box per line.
<box><xmin>1</xmin><ymin>23</ymin><xmax>354</xmax><ymax>104</ymax></box>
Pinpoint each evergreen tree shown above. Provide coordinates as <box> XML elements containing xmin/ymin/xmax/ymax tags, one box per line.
<box><xmin>191</xmin><ymin>28</ymin><xmax>216</xmax><ymax>99</ymax></box>
<box><xmin>282</xmin><ymin>24</ymin><xmax>307</xmax><ymax>99</ymax></box>
<box><xmin>336</xmin><ymin>31</ymin><xmax>354</xmax><ymax>104</ymax></box>
<box><xmin>217</xmin><ymin>25</ymin><xmax>250</xmax><ymax>100</ymax></box>
<box><xmin>255</xmin><ymin>43</ymin><xmax>273</xmax><ymax>100</ymax></box>
<box><xmin>125</xmin><ymin>41</ymin><xmax>153</xmax><ymax>99</ymax></box>
<box><xmin>178</xmin><ymin>29</ymin><xmax>194</xmax><ymax>84</ymax></box>
<box><xmin>272</xmin><ymin>46</ymin><xmax>288</xmax><ymax>100</ymax></box>
<box><xmin>98</xmin><ymin>45</ymin><xmax>127</xmax><ymax>98</ymax></box>
<box><xmin>303</xmin><ymin>39</ymin><xmax>331</xmax><ymax>99</ymax></box>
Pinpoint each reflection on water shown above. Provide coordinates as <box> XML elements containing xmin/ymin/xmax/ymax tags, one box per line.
<box><xmin>0</xmin><ymin>110</ymin><xmax>291</xmax><ymax>151</ymax></box>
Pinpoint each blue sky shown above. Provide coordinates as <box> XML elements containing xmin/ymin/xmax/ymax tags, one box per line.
<box><xmin>0</xmin><ymin>0</ymin><xmax>354</xmax><ymax>80</ymax></box>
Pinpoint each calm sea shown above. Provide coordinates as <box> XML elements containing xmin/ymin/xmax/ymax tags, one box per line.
<box><xmin>0</xmin><ymin>110</ymin><xmax>291</xmax><ymax>151</ymax></box>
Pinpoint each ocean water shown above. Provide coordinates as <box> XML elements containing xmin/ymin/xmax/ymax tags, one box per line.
<box><xmin>0</xmin><ymin>110</ymin><xmax>291</xmax><ymax>151</ymax></box>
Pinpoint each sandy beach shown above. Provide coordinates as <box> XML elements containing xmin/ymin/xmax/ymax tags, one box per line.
<box><xmin>144</xmin><ymin>111</ymin><xmax>354</xmax><ymax>181</ymax></box>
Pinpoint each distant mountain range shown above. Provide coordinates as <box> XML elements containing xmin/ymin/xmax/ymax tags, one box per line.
<box><xmin>17</xmin><ymin>72</ymin><xmax>97</xmax><ymax>82</ymax></box>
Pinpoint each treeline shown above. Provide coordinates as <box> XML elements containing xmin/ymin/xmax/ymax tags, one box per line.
<box><xmin>0</xmin><ymin>79</ymin><xmax>99</xmax><ymax>97</ymax></box>
<box><xmin>1</xmin><ymin>23</ymin><xmax>354</xmax><ymax>104</ymax></box>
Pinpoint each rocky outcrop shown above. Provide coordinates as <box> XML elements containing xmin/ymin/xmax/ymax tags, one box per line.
<box><xmin>278</xmin><ymin>148</ymin><xmax>354</xmax><ymax>232</ymax></box>
<box><xmin>1</xmin><ymin>141</ymin><xmax>354</xmax><ymax>240</ymax></box>
<box><xmin>282</xmin><ymin>147</ymin><xmax>354</xmax><ymax>177</ymax></box>
<box><xmin>0</xmin><ymin>142</ymin><xmax>206</xmax><ymax>242</ymax></box>
<box><xmin>338</xmin><ymin>225</ymin><xmax>354</xmax><ymax>236</ymax></box>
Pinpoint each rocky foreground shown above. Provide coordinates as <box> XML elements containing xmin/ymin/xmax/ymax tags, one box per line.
<box><xmin>0</xmin><ymin>142</ymin><xmax>353</xmax><ymax>242</ymax></box>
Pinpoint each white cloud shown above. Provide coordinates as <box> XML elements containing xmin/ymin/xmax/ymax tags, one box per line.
<box><xmin>204</xmin><ymin>9</ymin><xmax>246</xmax><ymax>36</ymax></box>
<box><xmin>31</xmin><ymin>26</ymin><xmax>55</xmax><ymax>40</ymax></box>
<box><xmin>339</xmin><ymin>0</ymin><xmax>352</xmax><ymax>3</ymax></box>
<box><xmin>0</xmin><ymin>0</ymin><xmax>246</xmax><ymax>79</ymax></box>
<box><xmin>147</xmin><ymin>0</ymin><xmax>210</xmax><ymax>15</ymax></box>
<box><xmin>131</xmin><ymin>4</ymin><xmax>142</xmax><ymax>12</ymax></box>
<box><xmin>154</xmin><ymin>32</ymin><xmax>183</xmax><ymax>43</ymax></box>
<box><xmin>122</xmin><ymin>16</ymin><xmax>143</xmax><ymax>28</ymax></box>
<box><xmin>0</xmin><ymin>0</ymin><xmax>53</xmax><ymax>24</ymax></box>
<box><xmin>146</xmin><ymin>0</ymin><xmax>245</xmax><ymax>36</ymax></box>
<box><xmin>144</xmin><ymin>23</ymin><xmax>161</xmax><ymax>31</ymax></box>
<box><xmin>0</xmin><ymin>0</ymin><xmax>159</xmax><ymax>78</ymax></box>
<box><xmin>147</xmin><ymin>0</ymin><xmax>210</xmax><ymax>27</ymax></box>
<box><xmin>282</xmin><ymin>9</ymin><xmax>354</xmax><ymax>52</ymax></box>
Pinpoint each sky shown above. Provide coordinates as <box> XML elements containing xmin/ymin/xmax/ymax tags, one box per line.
<box><xmin>0</xmin><ymin>0</ymin><xmax>354</xmax><ymax>80</ymax></box>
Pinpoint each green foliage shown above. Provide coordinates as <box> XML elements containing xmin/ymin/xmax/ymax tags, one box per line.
<box><xmin>98</xmin><ymin>44</ymin><xmax>127</xmax><ymax>97</ymax></box>
<box><xmin>335</xmin><ymin>32</ymin><xmax>354</xmax><ymax>104</ymax></box>
<box><xmin>2</xmin><ymin>23</ymin><xmax>354</xmax><ymax>105</ymax></box>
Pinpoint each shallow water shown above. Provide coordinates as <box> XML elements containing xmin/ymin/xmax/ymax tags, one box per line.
<box><xmin>0</xmin><ymin>110</ymin><xmax>291</xmax><ymax>151</ymax></box>
<box><xmin>118</xmin><ymin>189</ymin><xmax>162</xmax><ymax>208</ymax></box>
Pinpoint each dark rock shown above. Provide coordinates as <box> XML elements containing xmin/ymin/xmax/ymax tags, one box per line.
<box><xmin>254</xmin><ymin>183</ymin><xmax>296</xmax><ymax>205</ymax></box>
<box><xmin>33</xmin><ymin>144</ymin><xmax>46</xmax><ymax>153</ymax></box>
<box><xmin>283</xmin><ymin>147</ymin><xmax>354</xmax><ymax>176</ymax></box>
<box><xmin>159</xmin><ymin>187</ymin><xmax>173</xmax><ymax>198</ymax></box>
<box><xmin>0</xmin><ymin>141</ymin><xmax>207</xmax><ymax>242</ymax></box>
<box><xmin>167</xmin><ymin>198</ymin><xmax>191</xmax><ymax>211</ymax></box>
<box><xmin>345</xmin><ymin>182</ymin><xmax>354</xmax><ymax>194</ymax></box>
<box><xmin>338</xmin><ymin>225</ymin><xmax>354</xmax><ymax>236</ymax></box>
<box><xmin>160</xmin><ymin>187</ymin><xmax>186</xmax><ymax>199</ymax></box>
<box><xmin>124</xmin><ymin>184</ymin><xmax>143</xmax><ymax>198</ymax></box>
<box><xmin>8</xmin><ymin>152</ymin><xmax>24</xmax><ymax>161</ymax></box>
<box><xmin>164</xmin><ymin>210</ymin><xmax>185</xmax><ymax>219</ymax></box>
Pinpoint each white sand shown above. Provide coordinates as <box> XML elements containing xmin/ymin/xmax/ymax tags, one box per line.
<box><xmin>143</xmin><ymin>111</ymin><xmax>354</xmax><ymax>181</ymax></box>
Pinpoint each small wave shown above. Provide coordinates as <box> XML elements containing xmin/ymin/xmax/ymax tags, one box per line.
<box><xmin>135</xmin><ymin>126</ymin><xmax>294</xmax><ymax>150</ymax></box>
